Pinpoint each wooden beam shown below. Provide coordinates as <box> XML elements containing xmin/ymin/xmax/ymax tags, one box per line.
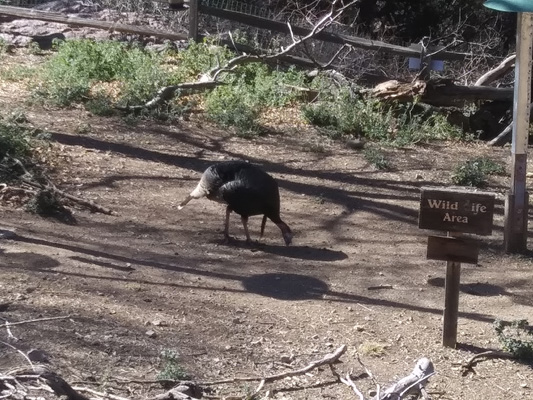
<box><xmin>200</xmin><ymin>4</ymin><xmax>471</xmax><ymax>61</ymax></box>
<box><xmin>188</xmin><ymin>0</ymin><xmax>199</xmax><ymax>42</ymax></box>
<box><xmin>0</xmin><ymin>5</ymin><xmax>188</xmax><ymax>41</ymax></box>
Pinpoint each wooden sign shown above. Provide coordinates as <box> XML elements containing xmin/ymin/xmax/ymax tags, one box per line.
<box><xmin>419</xmin><ymin>187</ymin><xmax>495</xmax><ymax>235</ymax></box>
<box><xmin>427</xmin><ymin>235</ymin><xmax>479</xmax><ymax>264</ymax></box>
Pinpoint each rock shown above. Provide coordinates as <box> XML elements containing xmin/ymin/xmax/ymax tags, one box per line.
<box><xmin>346</xmin><ymin>138</ymin><xmax>365</xmax><ymax>149</ymax></box>
<box><xmin>280</xmin><ymin>354</ymin><xmax>293</xmax><ymax>364</ymax></box>
<box><xmin>27</xmin><ymin>349</ymin><xmax>50</xmax><ymax>363</ymax></box>
<box><xmin>0</xmin><ymin>229</ymin><xmax>17</xmax><ymax>239</ymax></box>
<box><xmin>145</xmin><ymin>330</ymin><xmax>157</xmax><ymax>338</ymax></box>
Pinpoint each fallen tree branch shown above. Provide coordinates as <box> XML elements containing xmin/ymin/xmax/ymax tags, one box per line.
<box><xmin>378</xmin><ymin>358</ymin><xmax>435</xmax><ymax>400</ymax></box>
<box><xmin>123</xmin><ymin>0</ymin><xmax>358</xmax><ymax>112</ymax></box>
<box><xmin>20</xmin><ymin>177</ymin><xmax>115</xmax><ymax>215</ymax></box>
<box><xmin>475</xmin><ymin>54</ymin><xmax>516</xmax><ymax>86</ymax></box>
<box><xmin>460</xmin><ymin>350</ymin><xmax>519</xmax><ymax>376</ymax></box>
<box><xmin>340</xmin><ymin>372</ymin><xmax>365</xmax><ymax>400</ymax></box>
<box><xmin>2</xmin><ymin>156</ymin><xmax>114</xmax><ymax>215</ymax></box>
<box><xmin>0</xmin><ymin>341</ymin><xmax>34</xmax><ymax>370</ymax></box>
<box><xmin>1</xmin><ymin>316</ymin><xmax>71</xmax><ymax>328</ymax></box>
<box><xmin>201</xmin><ymin>344</ymin><xmax>347</xmax><ymax>385</ymax></box>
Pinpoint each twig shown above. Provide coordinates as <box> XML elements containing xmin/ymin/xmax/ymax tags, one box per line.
<box><xmin>0</xmin><ymin>340</ymin><xmax>35</xmax><ymax>370</ymax></box>
<box><xmin>339</xmin><ymin>372</ymin><xmax>365</xmax><ymax>400</ymax></box>
<box><xmin>201</xmin><ymin>345</ymin><xmax>347</xmax><ymax>385</ymax></box>
<box><xmin>398</xmin><ymin>371</ymin><xmax>436</xmax><ymax>398</ymax></box>
<box><xmin>20</xmin><ymin>177</ymin><xmax>115</xmax><ymax>215</ymax></box>
<box><xmin>0</xmin><ymin>317</ymin><xmax>18</xmax><ymax>341</ymax></box>
<box><xmin>72</xmin><ymin>386</ymin><xmax>131</xmax><ymax>400</ymax></box>
<box><xmin>1</xmin><ymin>315</ymin><xmax>71</xmax><ymax>328</ymax></box>
<box><xmin>460</xmin><ymin>350</ymin><xmax>517</xmax><ymax>376</ymax></box>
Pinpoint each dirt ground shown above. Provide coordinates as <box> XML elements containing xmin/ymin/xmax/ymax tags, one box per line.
<box><xmin>1</xmin><ymin>52</ymin><xmax>533</xmax><ymax>400</ymax></box>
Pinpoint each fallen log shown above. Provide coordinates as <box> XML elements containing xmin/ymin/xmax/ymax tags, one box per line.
<box><xmin>0</xmin><ymin>5</ymin><xmax>188</xmax><ymax>42</ymax></box>
<box><xmin>372</xmin><ymin>79</ymin><xmax>513</xmax><ymax>107</ymax></box>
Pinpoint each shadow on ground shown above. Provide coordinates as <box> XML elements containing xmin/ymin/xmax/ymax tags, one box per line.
<box><xmin>242</xmin><ymin>273</ymin><xmax>329</xmax><ymax>300</ymax></box>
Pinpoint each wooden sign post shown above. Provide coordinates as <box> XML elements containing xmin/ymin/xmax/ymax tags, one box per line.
<box><xmin>419</xmin><ymin>187</ymin><xmax>495</xmax><ymax>348</ymax></box>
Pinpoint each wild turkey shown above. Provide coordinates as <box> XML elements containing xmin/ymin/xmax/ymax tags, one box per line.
<box><xmin>178</xmin><ymin>161</ymin><xmax>292</xmax><ymax>245</ymax></box>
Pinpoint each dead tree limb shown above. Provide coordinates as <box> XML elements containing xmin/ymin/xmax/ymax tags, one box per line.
<box><xmin>460</xmin><ymin>350</ymin><xmax>519</xmax><ymax>376</ymax></box>
<box><xmin>372</xmin><ymin>79</ymin><xmax>514</xmax><ymax>106</ymax></box>
<box><xmin>201</xmin><ymin>344</ymin><xmax>347</xmax><ymax>385</ymax></box>
<box><xmin>340</xmin><ymin>372</ymin><xmax>365</xmax><ymax>400</ymax></box>
<box><xmin>2</xmin><ymin>156</ymin><xmax>114</xmax><ymax>215</ymax></box>
<box><xmin>488</xmin><ymin>102</ymin><xmax>533</xmax><ymax>146</ymax></box>
<box><xmin>378</xmin><ymin>358</ymin><xmax>435</xmax><ymax>400</ymax></box>
<box><xmin>1</xmin><ymin>315</ymin><xmax>71</xmax><ymax>328</ymax></box>
<box><xmin>475</xmin><ymin>54</ymin><xmax>516</xmax><ymax>86</ymax></box>
<box><xmin>125</xmin><ymin>0</ymin><xmax>359</xmax><ymax>111</ymax></box>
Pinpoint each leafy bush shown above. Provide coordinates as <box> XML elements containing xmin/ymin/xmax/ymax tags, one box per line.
<box><xmin>157</xmin><ymin>350</ymin><xmax>190</xmax><ymax>382</ymax></box>
<box><xmin>0</xmin><ymin>38</ymin><xmax>8</xmax><ymax>54</ymax></box>
<box><xmin>0</xmin><ymin>120</ymin><xmax>32</xmax><ymax>159</ymax></box>
<box><xmin>171</xmin><ymin>39</ymin><xmax>233</xmax><ymax>83</ymax></box>
<box><xmin>302</xmin><ymin>89</ymin><xmax>465</xmax><ymax>146</ymax></box>
<box><xmin>204</xmin><ymin>85</ymin><xmax>262</xmax><ymax>137</ymax></box>
<box><xmin>25</xmin><ymin>189</ymin><xmax>65</xmax><ymax>216</ymax></box>
<box><xmin>204</xmin><ymin>61</ymin><xmax>307</xmax><ymax>135</ymax></box>
<box><xmin>0</xmin><ymin>65</ymin><xmax>37</xmax><ymax>82</ymax></box>
<box><xmin>363</xmin><ymin>147</ymin><xmax>390</xmax><ymax>170</ymax></box>
<box><xmin>494</xmin><ymin>319</ymin><xmax>533</xmax><ymax>359</ymax></box>
<box><xmin>85</xmin><ymin>94</ymin><xmax>115</xmax><ymax>116</ymax></box>
<box><xmin>36</xmin><ymin>39</ymin><xmax>168</xmax><ymax>107</ymax></box>
<box><xmin>451</xmin><ymin>157</ymin><xmax>506</xmax><ymax>187</ymax></box>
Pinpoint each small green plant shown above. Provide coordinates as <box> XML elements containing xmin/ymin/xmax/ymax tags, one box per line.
<box><xmin>27</xmin><ymin>41</ymin><xmax>42</xmax><ymax>55</ymax></box>
<box><xmin>25</xmin><ymin>189</ymin><xmax>65</xmax><ymax>216</ymax></box>
<box><xmin>0</xmin><ymin>120</ymin><xmax>32</xmax><ymax>159</ymax></box>
<box><xmin>157</xmin><ymin>350</ymin><xmax>190</xmax><ymax>382</ymax></box>
<box><xmin>75</xmin><ymin>123</ymin><xmax>92</xmax><ymax>135</ymax></box>
<box><xmin>302</xmin><ymin>85</ymin><xmax>465</xmax><ymax>146</ymax></box>
<box><xmin>171</xmin><ymin>39</ymin><xmax>233</xmax><ymax>83</ymax></box>
<box><xmin>358</xmin><ymin>341</ymin><xmax>387</xmax><ymax>357</ymax></box>
<box><xmin>205</xmin><ymin>86</ymin><xmax>262</xmax><ymax>137</ymax></box>
<box><xmin>363</xmin><ymin>147</ymin><xmax>390</xmax><ymax>170</ymax></box>
<box><xmin>0</xmin><ymin>38</ymin><xmax>9</xmax><ymax>54</ymax></box>
<box><xmin>0</xmin><ymin>64</ymin><xmax>37</xmax><ymax>82</ymax></box>
<box><xmin>85</xmin><ymin>94</ymin><xmax>115</xmax><ymax>116</ymax></box>
<box><xmin>37</xmin><ymin>39</ymin><xmax>168</xmax><ymax>107</ymax></box>
<box><xmin>451</xmin><ymin>157</ymin><xmax>505</xmax><ymax>187</ymax></box>
<box><xmin>494</xmin><ymin>319</ymin><xmax>533</xmax><ymax>359</ymax></box>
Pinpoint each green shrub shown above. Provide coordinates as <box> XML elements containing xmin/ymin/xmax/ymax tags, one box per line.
<box><xmin>157</xmin><ymin>350</ymin><xmax>190</xmax><ymax>382</ymax></box>
<box><xmin>204</xmin><ymin>85</ymin><xmax>262</xmax><ymax>137</ymax></box>
<box><xmin>451</xmin><ymin>157</ymin><xmax>506</xmax><ymax>187</ymax></box>
<box><xmin>0</xmin><ymin>65</ymin><xmax>37</xmax><ymax>82</ymax></box>
<box><xmin>85</xmin><ymin>94</ymin><xmax>115</xmax><ymax>116</ymax></box>
<box><xmin>0</xmin><ymin>38</ymin><xmax>9</xmax><ymax>54</ymax></box>
<box><xmin>302</xmin><ymin>88</ymin><xmax>465</xmax><ymax>146</ymax></box>
<box><xmin>0</xmin><ymin>120</ymin><xmax>32</xmax><ymax>159</ymax></box>
<box><xmin>171</xmin><ymin>39</ymin><xmax>233</xmax><ymax>83</ymax></box>
<box><xmin>363</xmin><ymin>147</ymin><xmax>390</xmax><ymax>170</ymax></box>
<box><xmin>37</xmin><ymin>39</ymin><xmax>168</xmax><ymax>107</ymax></box>
<box><xmin>25</xmin><ymin>189</ymin><xmax>64</xmax><ymax>216</ymax></box>
<box><xmin>494</xmin><ymin>319</ymin><xmax>533</xmax><ymax>359</ymax></box>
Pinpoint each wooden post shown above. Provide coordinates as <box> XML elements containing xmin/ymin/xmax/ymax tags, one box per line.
<box><xmin>504</xmin><ymin>12</ymin><xmax>533</xmax><ymax>253</ymax></box>
<box><xmin>188</xmin><ymin>0</ymin><xmax>200</xmax><ymax>42</ymax></box>
<box><xmin>442</xmin><ymin>232</ymin><xmax>461</xmax><ymax>348</ymax></box>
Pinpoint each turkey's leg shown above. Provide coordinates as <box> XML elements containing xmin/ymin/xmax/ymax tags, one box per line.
<box><xmin>241</xmin><ymin>216</ymin><xmax>251</xmax><ymax>243</ymax></box>
<box><xmin>223</xmin><ymin>206</ymin><xmax>231</xmax><ymax>242</ymax></box>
